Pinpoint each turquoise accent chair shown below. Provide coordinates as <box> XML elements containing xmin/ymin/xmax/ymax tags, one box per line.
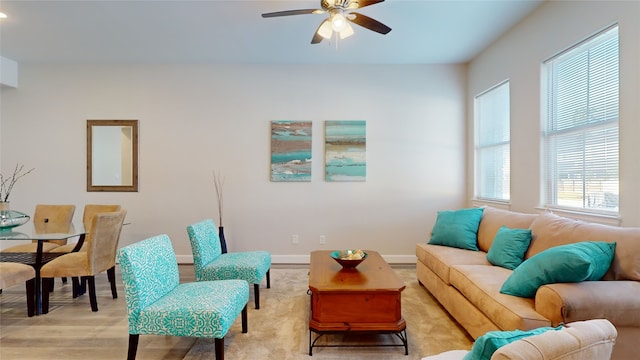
<box><xmin>187</xmin><ymin>219</ymin><xmax>271</xmax><ymax>309</ymax></box>
<box><xmin>117</xmin><ymin>234</ymin><xmax>249</xmax><ymax>360</ymax></box>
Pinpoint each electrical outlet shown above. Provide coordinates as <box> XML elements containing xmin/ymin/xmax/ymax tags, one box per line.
<box><xmin>292</xmin><ymin>234</ymin><xmax>299</xmax><ymax>245</ymax></box>
<box><xmin>319</xmin><ymin>235</ymin><xmax>326</xmax><ymax>245</ymax></box>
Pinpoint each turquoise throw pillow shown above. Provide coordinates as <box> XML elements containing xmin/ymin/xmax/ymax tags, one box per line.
<box><xmin>500</xmin><ymin>241</ymin><xmax>616</xmax><ymax>298</ymax></box>
<box><xmin>486</xmin><ymin>226</ymin><xmax>532</xmax><ymax>270</ymax></box>
<box><xmin>462</xmin><ymin>327</ymin><xmax>560</xmax><ymax>360</ymax></box>
<box><xmin>428</xmin><ymin>208</ymin><xmax>484</xmax><ymax>251</ymax></box>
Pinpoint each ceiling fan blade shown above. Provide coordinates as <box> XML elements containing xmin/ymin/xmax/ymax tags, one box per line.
<box><xmin>348</xmin><ymin>0</ymin><xmax>385</xmax><ymax>9</ymax></box>
<box><xmin>348</xmin><ymin>12</ymin><xmax>391</xmax><ymax>34</ymax></box>
<box><xmin>261</xmin><ymin>9</ymin><xmax>319</xmax><ymax>18</ymax></box>
<box><xmin>311</xmin><ymin>32</ymin><xmax>324</xmax><ymax>44</ymax></box>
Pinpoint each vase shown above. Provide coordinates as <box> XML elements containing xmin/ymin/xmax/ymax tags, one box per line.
<box><xmin>0</xmin><ymin>202</ymin><xmax>30</xmax><ymax>230</ymax></box>
<box><xmin>0</xmin><ymin>201</ymin><xmax>9</xmax><ymax>215</ymax></box>
<box><xmin>218</xmin><ymin>226</ymin><xmax>228</xmax><ymax>254</ymax></box>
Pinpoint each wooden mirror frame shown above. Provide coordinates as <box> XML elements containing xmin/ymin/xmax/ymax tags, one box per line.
<box><xmin>87</xmin><ymin>119</ymin><xmax>139</xmax><ymax>192</ymax></box>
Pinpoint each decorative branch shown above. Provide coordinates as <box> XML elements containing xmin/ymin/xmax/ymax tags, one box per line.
<box><xmin>0</xmin><ymin>164</ymin><xmax>35</xmax><ymax>202</ymax></box>
<box><xmin>213</xmin><ymin>170</ymin><xmax>225</xmax><ymax>227</ymax></box>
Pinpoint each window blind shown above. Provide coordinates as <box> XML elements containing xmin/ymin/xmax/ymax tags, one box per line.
<box><xmin>543</xmin><ymin>25</ymin><xmax>619</xmax><ymax>212</ymax></box>
<box><xmin>475</xmin><ymin>81</ymin><xmax>510</xmax><ymax>201</ymax></box>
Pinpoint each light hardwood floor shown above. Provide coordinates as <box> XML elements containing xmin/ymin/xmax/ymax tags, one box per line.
<box><xmin>1</xmin><ymin>263</ymin><xmax>419</xmax><ymax>359</ymax></box>
<box><xmin>1</xmin><ymin>265</ymin><xmax>201</xmax><ymax>360</ymax></box>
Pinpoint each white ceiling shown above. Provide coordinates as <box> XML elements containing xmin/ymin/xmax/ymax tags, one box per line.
<box><xmin>0</xmin><ymin>0</ymin><xmax>543</xmax><ymax>65</ymax></box>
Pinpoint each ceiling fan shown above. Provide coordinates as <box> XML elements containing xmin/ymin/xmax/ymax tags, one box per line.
<box><xmin>261</xmin><ymin>0</ymin><xmax>391</xmax><ymax>44</ymax></box>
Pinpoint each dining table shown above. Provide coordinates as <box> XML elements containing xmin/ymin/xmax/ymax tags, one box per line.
<box><xmin>0</xmin><ymin>221</ymin><xmax>86</xmax><ymax>316</ymax></box>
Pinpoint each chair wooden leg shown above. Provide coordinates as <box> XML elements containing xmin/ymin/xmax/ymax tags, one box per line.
<box><xmin>107</xmin><ymin>266</ymin><xmax>117</xmax><ymax>299</ymax></box>
<box><xmin>242</xmin><ymin>305</ymin><xmax>248</xmax><ymax>333</ymax></box>
<box><xmin>86</xmin><ymin>276</ymin><xmax>98</xmax><ymax>312</ymax></box>
<box><xmin>25</xmin><ymin>278</ymin><xmax>35</xmax><ymax>317</ymax></box>
<box><xmin>42</xmin><ymin>278</ymin><xmax>52</xmax><ymax>314</ymax></box>
<box><xmin>266</xmin><ymin>269</ymin><xmax>271</xmax><ymax>289</ymax></box>
<box><xmin>253</xmin><ymin>283</ymin><xmax>260</xmax><ymax>309</ymax></box>
<box><xmin>215</xmin><ymin>337</ymin><xmax>224</xmax><ymax>360</ymax></box>
<box><xmin>72</xmin><ymin>277</ymin><xmax>81</xmax><ymax>298</ymax></box>
<box><xmin>127</xmin><ymin>334</ymin><xmax>139</xmax><ymax>360</ymax></box>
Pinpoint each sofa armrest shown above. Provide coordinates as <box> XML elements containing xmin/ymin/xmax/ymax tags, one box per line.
<box><xmin>491</xmin><ymin>319</ymin><xmax>617</xmax><ymax>360</ymax></box>
<box><xmin>535</xmin><ymin>281</ymin><xmax>640</xmax><ymax>327</ymax></box>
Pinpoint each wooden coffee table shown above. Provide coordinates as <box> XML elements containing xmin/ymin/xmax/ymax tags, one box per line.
<box><xmin>308</xmin><ymin>250</ymin><xmax>407</xmax><ymax>355</ymax></box>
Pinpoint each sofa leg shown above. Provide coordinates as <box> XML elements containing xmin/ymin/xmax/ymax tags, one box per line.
<box><xmin>266</xmin><ymin>269</ymin><xmax>271</xmax><ymax>289</ymax></box>
<box><xmin>253</xmin><ymin>283</ymin><xmax>260</xmax><ymax>309</ymax></box>
<box><xmin>242</xmin><ymin>305</ymin><xmax>248</xmax><ymax>333</ymax></box>
<box><xmin>215</xmin><ymin>337</ymin><xmax>224</xmax><ymax>360</ymax></box>
<box><xmin>127</xmin><ymin>334</ymin><xmax>139</xmax><ymax>360</ymax></box>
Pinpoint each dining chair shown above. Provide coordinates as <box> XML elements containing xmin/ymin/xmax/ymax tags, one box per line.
<box><xmin>40</xmin><ymin>209</ymin><xmax>126</xmax><ymax>313</ymax></box>
<box><xmin>1</xmin><ymin>204</ymin><xmax>76</xmax><ymax>253</ymax></box>
<box><xmin>117</xmin><ymin>234</ymin><xmax>249</xmax><ymax>360</ymax></box>
<box><xmin>50</xmin><ymin>204</ymin><xmax>122</xmax><ymax>253</ymax></box>
<box><xmin>0</xmin><ymin>262</ymin><xmax>36</xmax><ymax>316</ymax></box>
<box><xmin>49</xmin><ymin>204</ymin><xmax>122</xmax><ymax>291</ymax></box>
<box><xmin>187</xmin><ymin>219</ymin><xmax>271</xmax><ymax>309</ymax></box>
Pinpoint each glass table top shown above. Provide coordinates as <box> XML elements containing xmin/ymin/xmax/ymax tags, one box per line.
<box><xmin>0</xmin><ymin>222</ymin><xmax>85</xmax><ymax>240</ymax></box>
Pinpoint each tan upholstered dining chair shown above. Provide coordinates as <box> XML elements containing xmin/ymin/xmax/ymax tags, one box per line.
<box><xmin>50</xmin><ymin>204</ymin><xmax>122</xmax><ymax>253</ymax></box>
<box><xmin>40</xmin><ymin>209</ymin><xmax>127</xmax><ymax>313</ymax></box>
<box><xmin>49</xmin><ymin>204</ymin><xmax>122</xmax><ymax>291</ymax></box>
<box><xmin>0</xmin><ymin>262</ymin><xmax>36</xmax><ymax>316</ymax></box>
<box><xmin>1</xmin><ymin>204</ymin><xmax>76</xmax><ymax>253</ymax></box>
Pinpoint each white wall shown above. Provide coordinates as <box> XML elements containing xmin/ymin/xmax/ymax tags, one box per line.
<box><xmin>0</xmin><ymin>64</ymin><xmax>467</xmax><ymax>263</ymax></box>
<box><xmin>468</xmin><ymin>0</ymin><xmax>640</xmax><ymax>226</ymax></box>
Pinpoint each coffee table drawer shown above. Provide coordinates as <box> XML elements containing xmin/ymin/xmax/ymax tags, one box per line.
<box><xmin>311</xmin><ymin>291</ymin><xmax>402</xmax><ymax>326</ymax></box>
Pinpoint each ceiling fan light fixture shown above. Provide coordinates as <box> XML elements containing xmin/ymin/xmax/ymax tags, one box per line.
<box><xmin>331</xmin><ymin>12</ymin><xmax>347</xmax><ymax>32</ymax></box>
<box><xmin>317</xmin><ymin>20</ymin><xmax>333</xmax><ymax>39</ymax></box>
<box><xmin>262</xmin><ymin>0</ymin><xmax>391</xmax><ymax>45</ymax></box>
<box><xmin>339</xmin><ymin>22</ymin><xmax>354</xmax><ymax>39</ymax></box>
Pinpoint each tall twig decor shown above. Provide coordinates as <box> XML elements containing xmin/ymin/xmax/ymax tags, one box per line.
<box><xmin>0</xmin><ymin>164</ymin><xmax>35</xmax><ymax>202</ymax></box>
<box><xmin>213</xmin><ymin>170</ymin><xmax>225</xmax><ymax>226</ymax></box>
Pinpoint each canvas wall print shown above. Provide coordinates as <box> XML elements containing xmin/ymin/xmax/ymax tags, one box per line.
<box><xmin>271</xmin><ymin>121</ymin><xmax>312</xmax><ymax>182</ymax></box>
<box><xmin>325</xmin><ymin>120</ymin><xmax>366</xmax><ymax>181</ymax></box>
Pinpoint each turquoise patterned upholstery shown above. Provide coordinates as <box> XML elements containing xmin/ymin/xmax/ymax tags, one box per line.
<box><xmin>117</xmin><ymin>234</ymin><xmax>249</xmax><ymax>360</ymax></box>
<box><xmin>187</xmin><ymin>219</ymin><xmax>271</xmax><ymax>309</ymax></box>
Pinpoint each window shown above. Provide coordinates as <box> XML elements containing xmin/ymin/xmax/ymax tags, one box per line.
<box><xmin>543</xmin><ymin>25</ymin><xmax>619</xmax><ymax>213</ymax></box>
<box><xmin>475</xmin><ymin>81</ymin><xmax>510</xmax><ymax>201</ymax></box>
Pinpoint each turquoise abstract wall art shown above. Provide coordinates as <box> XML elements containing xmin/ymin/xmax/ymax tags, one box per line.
<box><xmin>271</xmin><ymin>121</ymin><xmax>312</xmax><ymax>182</ymax></box>
<box><xmin>325</xmin><ymin>120</ymin><xmax>366</xmax><ymax>182</ymax></box>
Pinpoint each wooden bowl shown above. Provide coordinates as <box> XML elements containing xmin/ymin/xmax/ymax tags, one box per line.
<box><xmin>330</xmin><ymin>250</ymin><xmax>368</xmax><ymax>269</ymax></box>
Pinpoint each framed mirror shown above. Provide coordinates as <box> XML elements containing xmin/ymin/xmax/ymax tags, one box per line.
<box><xmin>87</xmin><ymin>120</ymin><xmax>138</xmax><ymax>192</ymax></box>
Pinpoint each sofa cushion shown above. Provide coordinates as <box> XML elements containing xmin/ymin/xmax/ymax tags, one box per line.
<box><xmin>528</xmin><ymin>212</ymin><xmax>640</xmax><ymax>281</ymax></box>
<box><xmin>416</xmin><ymin>243</ymin><xmax>490</xmax><ymax>285</ymax></box>
<box><xmin>449</xmin><ymin>265</ymin><xmax>551</xmax><ymax>331</ymax></box>
<box><xmin>477</xmin><ymin>207</ymin><xmax>537</xmax><ymax>252</ymax></box>
<box><xmin>463</xmin><ymin>326</ymin><xmax>558</xmax><ymax>360</ymax></box>
<box><xmin>428</xmin><ymin>208</ymin><xmax>484</xmax><ymax>251</ymax></box>
<box><xmin>501</xmin><ymin>241</ymin><xmax>616</xmax><ymax>298</ymax></box>
<box><xmin>487</xmin><ymin>226</ymin><xmax>532</xmax><ymax>270</ymax></box>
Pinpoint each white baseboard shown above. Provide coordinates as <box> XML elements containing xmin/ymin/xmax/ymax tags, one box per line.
<box><xmin>175</xmin><ymin>254</ymin><xmax>417</xmax><ymax>265</ymax></box>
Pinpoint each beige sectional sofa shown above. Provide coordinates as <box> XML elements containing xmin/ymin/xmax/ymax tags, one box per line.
<box><xmin>416</xmin><ymin>206</ymin><xmax>640</xmax><ymax>360</ymax></box>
